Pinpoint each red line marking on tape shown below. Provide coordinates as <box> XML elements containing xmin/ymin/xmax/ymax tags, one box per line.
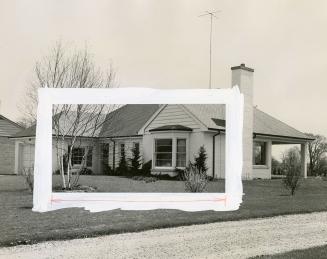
<box><xmin>51</xmin><ymin>196</ymin><xmax>227</xmax><ymax>205</ymax></box>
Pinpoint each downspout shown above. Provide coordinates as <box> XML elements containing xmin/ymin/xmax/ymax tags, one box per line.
<box><xmin>212</xmin><ymin>130</ymin><xmax>220</xmax><ymax>179</ymax></box>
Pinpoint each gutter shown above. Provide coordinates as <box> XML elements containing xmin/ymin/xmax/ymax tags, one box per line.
<box><xmin>208</xmin><ymin>128</ymin><xmax>314</xmax><ymax>141</ymax></box>
<box><xmin>212</xmin><ymin>130</ymin><xmax>221</xmax><ymax>178</ymax></box>
<box><xmin>253</xmin><ymin>133</ymin><xmax>315</xmax><ymax>141</ymax></box>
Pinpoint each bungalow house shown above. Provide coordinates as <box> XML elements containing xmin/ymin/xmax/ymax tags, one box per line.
<box><xmin>0</xmin><ymin>114</ymin><xmax>23</xmax><ymax>174</ymax></box>
<box><xmin>11</xmin><ymin>64</ymin><xmax>313</xmax><ymax>179</ymax></box>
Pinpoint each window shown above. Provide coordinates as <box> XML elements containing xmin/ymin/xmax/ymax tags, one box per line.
<box><xmin>120</xmin><ymin>143</ymin><xmax>125</xmax><ymax>158</ymax></box>
<box><xmin>71</xmin><ymin>147</ymin><xmax>84</xmax><ymax>165</ymax></box>
<box><xmin>101</xmin><ymin>143</ymin><xmax>109</xmax><ymax>166</ymax></box>
<box><xmin>155</xmin><ymin>139</ymin><xmax>172</xmax><ymax>167</ymax></box>
<box><xmin>134</xmin><ymin>142</ymin><xmax>140</xmax><ymax>152</ymax></box>
<box><xmin>253</xmin><ymin>142</ymin><xmax>267</xmax><ymax>165</ymax></box>
<box><xmin>86</xmin><ymin>147</ymin><xmax>93</xmax><ymax>167</ymax></box>
<box><xmin>70</xmin><ymin>146</ymin><xmax>93</xmax><ymax>167</ymax></box>
<box><xmin>176</xmin><ymin>139</ymin><xmax>186</xmax><ymax>167</ymax></box>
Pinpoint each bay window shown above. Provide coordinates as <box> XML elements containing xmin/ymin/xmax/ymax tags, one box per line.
<box><xmin>176</xmin><ymin>139</ymin><xmax>186</xmax><ymax>167</ymax></box>
<box><xmin>154</xmin><ymin>138</ymin><xmax>187</xmax><ymax>168</ymax></box>
<box><xmin>155</xmin><ymin>139</ymin><xmax>172</xmax><ymax>167</ymax></box>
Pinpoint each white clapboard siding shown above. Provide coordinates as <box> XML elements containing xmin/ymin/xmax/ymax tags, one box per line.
<box><xmin>215</xmin><ymin>134</ymin><xmax>226</xmax><ymax>179</ymax></box>
<box><xmin>108</xmin><ymin>138</ymin><xmax>143</xmax><ymax>169</ymax></box>
<box><xmin>146</xmin><ymin>105</ymin><xmax>200</xmax><ymax>131</ymax></box>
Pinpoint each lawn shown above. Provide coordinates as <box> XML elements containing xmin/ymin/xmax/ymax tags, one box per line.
<box><xmin>252</xmin><ymin>245</ymin><xmax>327</xmax><ymax>259</ymax></box>
<box><xmin>1</xmin><ymin>175</ymin><xmax>327</xmax><ymax>247</ymax></box>
<box><xmin>52</xmin><ymin>175</ymin><xmax>226</xmax><ymax>192</ymax></box>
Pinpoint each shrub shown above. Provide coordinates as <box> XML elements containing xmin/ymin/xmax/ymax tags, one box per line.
<box><xmin>282</xmin><ymin>147</ymin><xmax>301</xmax><ymax>195</ymax></box>
<box><xmin>103</xmin><ymin>165</ymin><xmax>116</xmax><ymax>175</ymax></box>
<box><xmin>183</xmin><ymin>164</ymin><xmax>208</xmax><ymax>192</ymax></box>
<box><xmin>80</xmin><ymin>168</ymin><xmax>93</xmax><ymax>175</ymax></box>
<box><xmin>129</xmin><ymin>145</ymin><xmax>142</xmax><ymax>175</ymax></box>
<box><xmin>53</xmin><ymin>185</ymin><xmax>97</xmax><ymax>192</ymax></box>
<box><xmin>175</xmin><ymin>168</ymin><xmax>187</xmax><ymax>181</ymax></box>
<box><xmin>193</xmin><ymin>146</ymin><xmax>208</xmax><ymax>173</ymax></box>
<box><xmin>116</xmin><ymin>151</ymin><xmax>129</xmax><ymax>175</ymax></box>
<box><xmin>22</xmin><ymin>167</ymin><xmax>34</xmax><ymax>192</ymax></box>
<box><xmin>132</xmin><ymin>175</ymin><xmax>158</xmax><ymax>183</ymax></box>
<box><xmin>141</xmin><ymin>160</ymin><xmax>152</xmax><ymax>176</ymax></box>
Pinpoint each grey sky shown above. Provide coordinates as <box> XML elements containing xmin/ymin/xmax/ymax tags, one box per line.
<box><xmin>0</xmin><ymin>0</ymin><xmax>326</xmax><ymax>159</ymax></box>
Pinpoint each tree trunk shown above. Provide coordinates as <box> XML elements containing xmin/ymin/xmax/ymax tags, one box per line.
<box><xmin>309</xmin><ymin>157</ymin><xmax>314</xmax><ymax>176</ymax></box>
<box><xmin>59</xmin><ymin>141</ymin><xmax>66</xmax><ymax>189</ymax></box>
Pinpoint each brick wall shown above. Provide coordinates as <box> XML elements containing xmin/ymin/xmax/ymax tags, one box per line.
<box><xmin>0</xmin><ymin>137</ymin><xmax>16</xmax><ymax>174</ymax></box>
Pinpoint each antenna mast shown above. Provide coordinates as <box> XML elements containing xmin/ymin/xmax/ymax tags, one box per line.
<box><xmin>199</xmin><ymin>10</ymin><xmax>220</xmax><ymax>89</ymax></box>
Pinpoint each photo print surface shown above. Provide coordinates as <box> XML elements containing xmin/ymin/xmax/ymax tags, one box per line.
<box><xmin>51</xmin><ymin>103</ymin><xmax>226</xmax><ymax>193</ymax></box>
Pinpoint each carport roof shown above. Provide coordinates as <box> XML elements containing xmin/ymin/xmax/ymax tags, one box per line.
<box><xmin>183</xmin><ymin>104</ymin><xmax>312</xmax><ymax>141</ymax></box>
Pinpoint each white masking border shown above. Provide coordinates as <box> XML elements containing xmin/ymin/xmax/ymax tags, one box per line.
<box><xmin>33</xmin><ymin>87</ymin><xmax>244</xmax><ymax>212</ymax></box>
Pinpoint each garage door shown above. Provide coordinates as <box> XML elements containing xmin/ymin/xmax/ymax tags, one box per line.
<box><xmin>21</xmin><ymin>144</ymin><xmax>35</xmax><ymax>171</ymax></box>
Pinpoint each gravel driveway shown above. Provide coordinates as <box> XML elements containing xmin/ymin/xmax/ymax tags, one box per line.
<box><xmin>1</xmin><ymin>212</ymin><xmax>327</xmax><ymax>259</ymax></box>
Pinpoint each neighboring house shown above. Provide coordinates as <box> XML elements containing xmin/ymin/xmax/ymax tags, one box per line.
<box><xmin>11</xmin><ymin>64</ymin><xmax>314</xmax><ymax>179</ymax></box>
<box><xmin>12</xmin><ymin>112</ymin><xmax>104</xmax><ymax>175</ymax></box>
<box><xmin>0</xmin><ymin>114</ymin><xmax>23</xmax><ymax>174</ymax></box>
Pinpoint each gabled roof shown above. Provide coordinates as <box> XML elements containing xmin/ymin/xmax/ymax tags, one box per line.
<box><xmin>183</xmin><ymin>104</ymin><xmax>311</xmax><ymax>140</ymax></box>
<box><xmin>252</xmin><ymin>108</ymin><xmax>311</xmax><ymax>139</ymax></box>
<box><xmin>12</xmin><ymin>125</ymin><xmax>36</xmax><ymax>138</ymax></box>
<box><xmin>0</xmin><ymin>114</ymin><xmax>23</xmax><ymax>137</ymax></box>
<box><xmin>13</xmin><ymin>112</ymin><xmax>106</xmax><ymax>138</ymax></box>
<box><xmin>99</xmin><ymin>104</ymin><xmax>160</xmax><ymax>138</ymax></box>
<box><xmin>183</xmin><ymin>104</ymin><xmax>225</xmax><ymax>130</ymax></box>
<box><xmin>12</xmin><ymin>104</ymin><xmax>311</xmax><ymax>141</ymax></box>
<box><xmin>54</xmin><ymin>112</ymin><xmax>106</xmax><ymax>137</ymax></box>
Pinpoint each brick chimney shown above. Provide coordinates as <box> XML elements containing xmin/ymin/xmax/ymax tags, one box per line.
<box><xmin>231</xmin><ymin>63</ymin><xmax>254</xmax><ymax>179</ymax></box>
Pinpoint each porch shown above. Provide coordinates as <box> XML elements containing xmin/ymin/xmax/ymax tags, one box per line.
<box><xmin>253</xmin><ymin>133</ymin><xmax>312</xmax><ymax>179</ymax></box>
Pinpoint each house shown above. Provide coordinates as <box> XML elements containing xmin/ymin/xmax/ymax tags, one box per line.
<box><xmin>12</xmin><ymin>64</ymin><xmax>313</xmax><ymax>179</ymax></box>
<box><xmin>0</xmin><ymin>114</ymin><xmax>23</xmax><ymax>174</ymax></box>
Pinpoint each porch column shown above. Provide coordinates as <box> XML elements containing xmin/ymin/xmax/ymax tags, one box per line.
<box><xmin>14</xmin><ymin>141</ymin><xmax>21</xmax><ymax>174</ymax></box>
<box><xmin>301</xmin><ymin>142</ymin><xmax>308</xmax><ymax>178</ymax></box>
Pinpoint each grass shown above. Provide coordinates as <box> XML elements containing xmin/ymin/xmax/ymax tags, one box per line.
<box><xmin>1</xmin><ymin>175</ymin><xmax>327</xmax><ymax>247</ymax></box>
<box><xmin>52</xmin><ymin>175</ymin><xmax>225</xmax><ymax>192</ymax></box>
<box><xmin>252</xmin><ymin>244</ymin><xmax>327</xmax><ymax>258</ymax></box>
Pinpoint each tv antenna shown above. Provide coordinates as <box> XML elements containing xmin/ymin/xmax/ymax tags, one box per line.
<box><xmin>199</xmin><ymin>10</ymin><xmax>220</xmax><ymax>89</ymax></box>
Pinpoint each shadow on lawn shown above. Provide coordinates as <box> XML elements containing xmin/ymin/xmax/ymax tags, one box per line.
<box><xmin>19</xmin><ymin>206</ymin><xmax>33</xmax><ymax>210</ymax></box>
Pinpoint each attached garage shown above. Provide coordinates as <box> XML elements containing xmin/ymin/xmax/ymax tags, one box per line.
<box><xmin>21</xmin><ymin>143</ymin><xmax>35</xmax><ymax>171</ymax></box>
<box><xmin>0</xmin><ymin>115</ymin><xmax>23</xmax><ymax>174</ymax></box>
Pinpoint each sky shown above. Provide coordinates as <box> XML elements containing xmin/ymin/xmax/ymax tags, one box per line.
<box><xmin>0</xmin><ymin>0</ymin><xmax>326</xmax><ymax>159</ymax></box>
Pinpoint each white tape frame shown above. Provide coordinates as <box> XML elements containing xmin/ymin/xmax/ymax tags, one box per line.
<box><xmin>32</xmin><ymin>86</ymin><xmax>244</xmax><ymax>212</ymax></box>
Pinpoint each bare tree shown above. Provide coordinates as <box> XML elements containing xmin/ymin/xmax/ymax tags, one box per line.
<box><xmin>19</xmin><ymin>42</ymin><xmax>116</xmax><ymax>126</ymax></box>
<box><xmin>53</xmin><ymin>104</ymin><xmax>117</xmax><ymax>189</ymax></box>
<box><xmin>21</xmin><ymin>42</ymin><xmax>118</xmax><ymax>189</ymax></box>
<box><xmin>306</xmin><ymin>133</ymin><xmax>327</xmax><ymax>176</ymax></box>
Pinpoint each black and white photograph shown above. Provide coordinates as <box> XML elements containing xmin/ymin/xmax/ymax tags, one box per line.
<box><xmin>1</xmin><ymin>0</ymin><xmax>327</xmax><ymax>258</ymax></box>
